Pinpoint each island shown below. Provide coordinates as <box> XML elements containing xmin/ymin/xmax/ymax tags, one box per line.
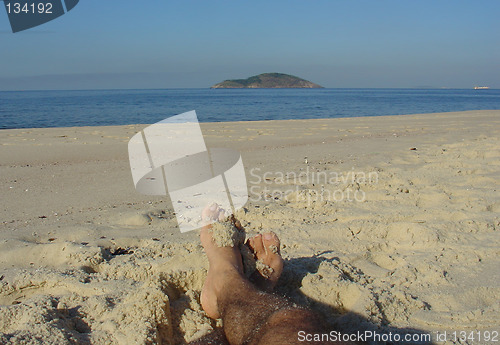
<box><xmin>211</xmin><ymin>73</ymin><xmax>323</xmax><ymax>89</ymax></box>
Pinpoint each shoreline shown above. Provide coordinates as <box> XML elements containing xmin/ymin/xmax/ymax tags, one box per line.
<box><xmin>1</xmin><ymin>108</ymin><xmax>500</xmax><ymax>131</ymax></box>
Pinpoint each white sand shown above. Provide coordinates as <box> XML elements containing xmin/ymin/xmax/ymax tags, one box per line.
<box><xmin>1</xmin><ymin>111</ymin><xmax>499</xmax><ymax>344</ymax></box>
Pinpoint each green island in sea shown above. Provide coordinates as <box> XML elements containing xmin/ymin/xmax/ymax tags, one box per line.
<box><xmin>211</xmin><ymin>73</ymin><xmax>323</xmax><ymax>89</ymax></box>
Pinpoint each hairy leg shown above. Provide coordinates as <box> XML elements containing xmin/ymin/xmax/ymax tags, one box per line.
<box><xmin>217</xmin><ymin>276</ymin><xmax>325</xmax><ymax>345</ymax></box>
<box><xmin>200</xmin><ymin>205</ymin><xmax>333</xmax><ymax>345</ymax></box>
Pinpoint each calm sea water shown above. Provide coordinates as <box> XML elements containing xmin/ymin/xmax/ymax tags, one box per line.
<box><xmin>0</xmin><ymin>88</ymin><xmax>499</xmax><ymax>129</ymax></box>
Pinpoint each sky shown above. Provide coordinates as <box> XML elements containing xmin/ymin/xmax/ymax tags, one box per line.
<box><xmin>0</xmin><ymin>0</ymin><xmax>499</xmax><ymax>90</ymax></box>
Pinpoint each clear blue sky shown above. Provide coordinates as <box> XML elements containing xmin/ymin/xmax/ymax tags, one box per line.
<box><xmin>1</xmin><ymin>0</ymin><xmax>499</xmax><ymax>90</ymax></box>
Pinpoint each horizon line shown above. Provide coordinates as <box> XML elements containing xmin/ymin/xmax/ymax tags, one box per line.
<box><xmin>1</xmin><ymin>86</ymin><xmax>497</xmax><ymax>92</ymax></box>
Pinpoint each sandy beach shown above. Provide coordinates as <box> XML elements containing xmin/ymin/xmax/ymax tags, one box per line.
<box><xmin>1</xmin><ymin>110</ymin><xmax>499</xmax><ymax>344</ymax></box>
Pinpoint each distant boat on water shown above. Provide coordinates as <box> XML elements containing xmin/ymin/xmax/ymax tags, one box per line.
<box><xmin>474</xmin><ymin>86</ymin><xmax>490</xmax><ymax>90</ymax></box>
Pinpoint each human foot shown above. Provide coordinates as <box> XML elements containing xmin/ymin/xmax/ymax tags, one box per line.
<box><xmin>246</xmin><ymin>232</ymin><xmax>284</xmax><ymax>292</ymax></box>
<box><xmin>200</xmin><ymin>204</ymin><xmax>244</xmax><ymax>319</ymax></box>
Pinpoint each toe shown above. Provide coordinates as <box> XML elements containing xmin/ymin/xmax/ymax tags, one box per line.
<box><xmin>217</xmin><ymin>208</ymin><xmax>226</xmax><ymax>221</ymax></box>
<box><xmin>262</xmin><ymin>232</ymin><xmax>280</xmax><ymax>256</ymax></box>
<box><xmin>202</xmin><ymin>203</ymin><xmax>227</xmax><ymax>224</ymax></box>
<box><xmin>202</xmin><ymin>203</ymin><xmax>218</xmax><ymax>222</ymax></box>
<box><xmin>247</xmin><ymin>234</ymin><xmax>265</xmax><ymax>256</ymax></box>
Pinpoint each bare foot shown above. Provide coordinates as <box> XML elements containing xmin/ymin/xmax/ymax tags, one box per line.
<box><xmin>200</xmin><ymin>204</ymin><xmax>244</xmax><ymax>319</ymax></box>
<box><xmin>246</xmin><ymin>232</ymin><xmax>284</xmax><ymax>292</ymax></box>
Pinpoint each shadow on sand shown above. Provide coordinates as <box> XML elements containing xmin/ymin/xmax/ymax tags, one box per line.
<box><xmin>189</xmin><ymin>253</ymin><xmax>436</xmax><ymax>345</ymax></box>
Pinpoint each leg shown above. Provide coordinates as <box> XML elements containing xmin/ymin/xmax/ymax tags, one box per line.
<box><xmin>217</xmin><ymin>275</ymin><xmax>324</xmax><ymax>345</ymax></box>
<box><xmin>200</xmin><ymin>206</ymin><xmax>339</xmax><ymax>345</ymax></box>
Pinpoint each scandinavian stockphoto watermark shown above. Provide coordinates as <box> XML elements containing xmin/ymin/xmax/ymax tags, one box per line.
<box><xmin>249</xmin><ymin>166</ymin><xmax>378</xmax><ymax>205</ymax></box>
<box><xmin>128</xmin><ymin>110</ymin><xmax>248</xmax><ymax>233</ymax></box>
<box><xmin>128</xmin><ymin>110</ymin><xmax>377</xmax><ymax>231</ymax></box>
<box><xmin>2</xmin><ymin>0</ymin><xmax>79</xmax><ymax>33</ymax></box>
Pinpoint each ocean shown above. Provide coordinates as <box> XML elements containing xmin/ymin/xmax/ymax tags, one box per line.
<box><xmin>0</xmin><ymin>88</ymin><xmax>499</xmax><ymax>129</ymax></box>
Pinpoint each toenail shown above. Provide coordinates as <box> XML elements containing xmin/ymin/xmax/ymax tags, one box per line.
<box><xmin>263</xmin><ymin>233</ymin><xmax>273</xmax><ymax>240</ymax></box>
<box><xmin>209</xmin><ymin>204</ymin><xmax>217</xmax><ymax>211</ymax></box>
